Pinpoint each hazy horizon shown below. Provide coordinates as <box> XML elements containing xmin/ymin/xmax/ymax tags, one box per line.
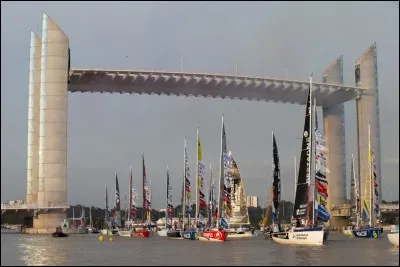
<box><xmin>1</xmin><ymin>2</ymin><xmax>399</xmax><ymax>209</ymax></box>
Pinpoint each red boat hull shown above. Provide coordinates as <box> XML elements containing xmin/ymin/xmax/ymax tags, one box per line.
<box><xmin>131</xmin><ymin>229</ymin><xmax>150</xmax><ymax>238</ymax></box>
<box><xmin>200</xmin><ymin>230</ymin><xmax>227</xmax><ymax>242</ymax></box>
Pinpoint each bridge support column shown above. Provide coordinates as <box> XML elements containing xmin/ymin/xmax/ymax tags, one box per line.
<box><xmin>34</xmin><ymin>13</ymin><xmax>69</xmax><ymax>232</ymax></box>
<box><xmin>26</xmin><ymin>32</ymin><xmax>41</xmax><ymax>205</ymax></box>
<box><xmin>355</xmin><ymin>43</ymin><xmax>381</xmax><ymax>225</ymax></box>
<box><xmin>322</xmin><ymin>56</ymin><xmax>348</xmax><ymax>228</ymax></box>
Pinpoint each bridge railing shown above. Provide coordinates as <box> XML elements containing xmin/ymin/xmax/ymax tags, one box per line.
<box><xmin>1</xmin><ymin>203</ymin><xmax>70</xmax><ymax>210</ymax></box>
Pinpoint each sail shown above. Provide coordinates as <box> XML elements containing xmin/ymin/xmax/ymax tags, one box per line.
<box><xmin>130</xmin><ymin>165</ymin><xmax>138</xmax><ymax>219</ymax></box>
<box><xmin>271</xmin><ymin>132</ymin><xmax>281</xmax><ymax>224</ymax></box>
<box><xmin>293</xmin><ymin>85</ymin><xmax>312</xmax><ymax>220</ymax></box>
<box><xmin>227</xmin><ymin>154</ymin><xmax>250</xmax><ymax>225</ymax></box>
<box><xmin>372</xmin><ymin>151</ymin><xmax>380</xmax><ymax>218</ymax></box>
<box><xmin>218</xmin><ymin>117</ymin><xmax>229</xmax><ymax>219</ymax></box>
<box><xmin>166</xmin><ymin>168</ymin><xmax>173</xmax><ymax>227</ymax></box>
<box><xmin>207</xmin><ymin>164</ymin><xmax>213</xmax><ymax>226</ymax></box>
<box><xmin>196</xmin><ymin>130</ymin><xmax>207</xmax><ymax>222</ymax></box>
<box><xmin>184</xmin><ymin>139</ymin><xmax>192</xmax><ymax>215</ymax></box>
<box><xmin>142</xmin><ymin>154</ymin><xmax>151</xmax><ymax>222</ymax></box>
<box><xmin>114</xmin><ymin>173</ymin><xmax>121</xmax><ymax>227</ymax></box>
<box><xmin>314</xmin><ymin>100</ymin><xmax>330</xmax><ymax>223</ymax></box>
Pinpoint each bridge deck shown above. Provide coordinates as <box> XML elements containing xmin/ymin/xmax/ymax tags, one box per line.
<box><xmin>68</xmin><ymin>69</ymin><xmax>368</xmax><ymax>106</ymax></box>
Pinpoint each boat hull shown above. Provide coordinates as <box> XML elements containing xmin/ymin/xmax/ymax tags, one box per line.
<box><xmin>52</xmin><ymin>232</ymin><xmax>69</xmax><ymax>238</ymax></box>
<box><xmin>272</xmin><ymin>230</ymin><xmax>324</xmax><ymax>246</ymax></box>
<box><xmin>352</xmin><ymin>228</ymin><xmax>381</xmax><ymax>238</ymax></box>
<box><xmin>181</xmin><ymin>230</ymin><xmax>199</xmax><ymax>240</ymax></box>
<box><xmin>199</xmin><ymin>230</ymin><xmax>227</xmax><ymax>242</ymax></box>
<box><xmin>167</xmin><ymin>230</ymin><xmax>183</xmax><ymax>239</ymax></box>
<box><xmin>343</xmin><ymin>229</ymin><xmax>353</xmax><ymax>236</ymax></box>
<box><xmin>387</xmin><ymin>233</ymin><xmax>399</xmax><ymax>247</ymax></box>
<box><xmin>157</xmin><ymin>229</ymin><xmax>167</xmax><ymax>236</ymax></box>
<box><xmin>131</xmin><ymin>229</ymin><xmax>150</xmax><ymax>238</ymax></box>
<box><xmin>118</xmin><ymin>230</ymin><xmax>132</xmax><ymax>237</ymax></box>
<box><xmin>226</xmin><ymin>231</ymin><xmax>252</xmax><ymax>240</ymax></box>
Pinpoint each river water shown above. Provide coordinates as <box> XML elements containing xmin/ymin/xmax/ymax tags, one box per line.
<box><xmin>1</xmin><ymin>232</ymin><xmax>398</xmax><ymax>266</ymax></box>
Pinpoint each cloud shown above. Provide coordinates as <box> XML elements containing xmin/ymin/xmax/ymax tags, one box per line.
<box><xmin>384</xmin><ymin>157</ymin><xmax>399</xmax><ymax>165</ymax></box>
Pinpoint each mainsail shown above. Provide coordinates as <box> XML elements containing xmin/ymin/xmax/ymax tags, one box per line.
<box><xmin>142</xmin><ymin>154</ymin><xmax>151</xmax><ymax>222</ymax></box>
<box><xmin>114</xmin><ymin>173</ymin><xmax>121</xmax><ymax>227</ymax></box>
<box><xmin>271</xmin><ymin>132</ymin><xmax>281</xmax><ymax>224</ymax></box>
<box><xmin>227</xmin><ymin>153</ymin><xmax>250</xmax><ymax>225</ymax></box>
<box><xmin>293</xmin><ymin>85</ymin><xmax>312</xmax><ymax>221</ymax></box>
<box><xmin>166</xmin><ymin>167</ymin><xmax>173</xmax><ymax>227</ymax></box>
<box><xmin>196</xmin><ymin>129</ymin><xmax>207</xmax><ymax>225</ymax></box>
<box><xmin>184</xmin><ymin>138</ymin><xmax>192</xmax><ymax>222</ymax></box>
<box><xmin>218</xmin><ymin>116</ymin><xmax>228</xmax><ymax>220</ymax></box>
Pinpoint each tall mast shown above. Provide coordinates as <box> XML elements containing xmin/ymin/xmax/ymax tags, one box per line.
<box><xmin>312</xmin><ymin>91</ymin><xmax>317</xmax><ymax>226</ymax></box>
<box><xmin>89</xmin><ymin>206</ymin><xmax>93</xmax><ymax>228</ymax></box>
<box><xmin>129</xmin><ymin>165</ymin><xmax>132</xmax><ymax>222</ymax></box>
<box><xmin>307</xmin><ymin>74</ymin><xmax>313</xmax><ymax>226</ymax></box>
<box><xmin>142</xmin><ymin>154</ymin><xmax>146</xmax><ymax>222</ymax></box>
<box><xmin>368</xmin><ymin>123</ymin><xmax>372</xmax><ymax>226</ymax></box>
<box><xmin>352</xmin><ymin>153</ymin><xmax>360</xmax><ymax>226</ymax></box>
<box><xmin>195</xmin><ymin>127</ymin><xmax>199</xmax><ymax>226</ymax></box>
<box><xmin>218</xmin><ymin>115</ymin><xmax>224</xmax><ymax>223</ymax></box>
<box><xmin>182</xmin><ymin>138</ymin><xmax>187</xmax><ymax>229</ymax></box>
<box><xmin>166</xmin><ymin>166</ymin><xmax>169</xmax><ymax>227</ymax></box>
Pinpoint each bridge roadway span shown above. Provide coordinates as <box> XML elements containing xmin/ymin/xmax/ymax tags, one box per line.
<box><xmin>68</xmin><ymin>69</ymin><xmax>367</xmax><ymax>106</ymax></box>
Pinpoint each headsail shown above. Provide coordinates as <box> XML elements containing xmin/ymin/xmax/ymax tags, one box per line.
<box><xmin>196</xmin><ymin>129</ymin><xmax>207</xmax><ymax>225</ymax></box>
<box><xmin>166</xmin><ymin>167</ymin><xmax>173</xmax><ymax>227</ymax></box>
<box><xmin>227</xmin><ymin>153</ymin><xmax>250</xmax><ymax>225</ymax></box>
<box><xmin>293</xmin><ymin>85</ymin><xmax>312</xmax><ymax>221</ymax></box>
<box><xmin>314</xmin><ymin>106</ymin><xmax>330</xmax><ymax>223</ymax></box>
<box><xmin>271</xmin><ymin>131</ymin><xmax>281</xmax><ymax>224</ymax></box>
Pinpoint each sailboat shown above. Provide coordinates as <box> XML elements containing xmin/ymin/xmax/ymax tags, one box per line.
<box><xmin>101</xmin><ymin>185</ymin><xmax>111</xmax><ymax>235</ymax></box>
<box><xmin>272</xmin><ymin>75</ymin><xmax>328</xmax><ymax>246</ymax></box>
<box><xmin>157</xmin><ymin>166</ymin><xmax>172</xmax><ymax>237</ymax></box>
<box><xmin>343</xmin><ymin>154</ymin><xmax>360</xmax><ymax>236</ymax></box>
<box><xmin>130</xmin><ymin>154</ymin><xmax>151</xmax><ymax>238</ymax></box>
<box><xmin>351</xmin><ymin>124</ymin><xmax>382</xmax><ymax>238</ymax></box>
<box><xmin>199</xmin><ymin>118</ymin><xmax>229</xmax><ymax>242</ymax></box>
<box><xmin>224</xmin><ymin>152</ymin><xmax>253</xmax><ymax>239</ymax></box>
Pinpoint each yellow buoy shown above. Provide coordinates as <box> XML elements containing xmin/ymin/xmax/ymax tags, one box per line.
<box><xmin>98</xmin><ymin>235</ymin><xmax>104</xmax><ymax>241</ymax></box>
<box><xmin>109</xmin><ymin>237</ymin><xmax>113</xmax><ymax>242</ymax></box>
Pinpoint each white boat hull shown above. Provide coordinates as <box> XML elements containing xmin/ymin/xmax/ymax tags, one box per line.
<box><xmin>343</xmin><ymin>229</ymin><xmax>353</xmax><ymax>236</ymax></box>
<box><xmin>118</xmin><ymin>230</ymin><xmax>131</xmax><ymax>237</ymax></box>
<box><xmin>157</xmin><ymin>229</ymin><xmax>167</xmax><ymax>236</ymax></box>
<box><xmin>272</xmin><ymin>230</ymin><xmax>324</xmax><ymax>246</ymax></box>
<box><xmin>226</xmin><ymin>231</ymin><xmax>252</xmax><ymax>240</ymax></box>
<box><xmin>387</xmin><ymin>233</ymin><xmax>399</xmax><ymax>247</ymax></box>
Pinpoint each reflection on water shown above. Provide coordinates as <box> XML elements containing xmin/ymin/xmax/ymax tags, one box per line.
<box><xmin>19</xmin><ymin>235</ymin><xmax>68</xmax><ymax>266</ymax></box>
<box><xmin>1</xmin><ymin>232</ymin><xmax>399</xmax><ymax>266</ymax></box>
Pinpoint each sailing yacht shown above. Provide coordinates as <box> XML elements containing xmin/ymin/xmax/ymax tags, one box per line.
<box><xmin>157</xmin><ymin>167</ymin><xmax>172</xmax><ymax>237</ymax></box>
<box><xmin>387</xmin><ymin>224</ymin><xmax>399</xmax><ymax>247</ymax></box>
<box><xmin>351</xmin><ymin>124</ymin><xmax>382</xmax><ymax>239</ymax></box>
<box><xmin>343</xmin><ymin>154</ymin><xmax>360</xmax><ymax>236</ymax></box>
<box><xmin>272</xmin><ymin>75</ymin><xmax>329</xmax><ymax>246</ymax></box>
<box><xmin>224</xmin><ymin>152</ymin><xmax>253</xmax><ymax>239</ymax></box>
<box><xmin>199</xmin><ymin>118</ymin><xmax>229</xmax><ymax>242</ymax></box>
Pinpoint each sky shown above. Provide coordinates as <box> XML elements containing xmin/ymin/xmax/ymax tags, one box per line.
<box><xmin>1</xmin><ymin>1</ymin><xmax>399</xmax><ymax>209</ymax></box>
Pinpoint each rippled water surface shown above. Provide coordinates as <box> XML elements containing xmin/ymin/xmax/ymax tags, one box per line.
<box><xmin>1</xmin><ymin>232</ymin><xmax>398</xmax><ymax>266</ymax></box>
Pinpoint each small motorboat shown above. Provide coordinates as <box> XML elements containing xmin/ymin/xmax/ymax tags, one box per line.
<box><xmin>52</xmin><ymin>227</ymin><xmax>69</xmax><ymax>238</ymax></box>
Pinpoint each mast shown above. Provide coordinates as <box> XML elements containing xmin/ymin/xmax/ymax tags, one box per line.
<box><xmin>312</xmin><ymin>88</ymin><xmax>316</xmax><ymax>226</ymax></box>
<box><xmin>105</xmin><ymin>184</ymin><xmax>108</xmax><ymax>229</ymax></box>
<box><xmin>218</xmin><ymin>115</ymin><xmax>224</xmax><ymax>223</ymax></box>
<box><xmin>129</xmin><ymin>165</ymin><xmax>132</xmax><ymax>222</ymax></box>
<box><xmin>142</xmin><ymin>153</ymin><xmax>146</xmax><ymax>222</ymax></box>
<box><xmin>195</xmin><ymin>127</ymin><xmax>199</xmax><ymax>226</ymax></box>
<box><xmin>166</xmin><ymin>166</ymin><xmax>169</xmax><ymax>227</ymax></box>
<box><xmin>183</xmin><ymin>138</ymin><xmax>187</xmax><ymax>229</ymax></box>
<box><xmin>208</xmin><ymin>162</ymin><xmax>213</xmax><ymax>227</ymax></box>
<box><xmin>352</xmin><ymin>153</ymin><xmax>360</xmax><ymax>226</ymax></box>
<box><xmin>307</xmin><ymin>74</ymin><xmax>314</xmax><ymax>226</ymax></box>
<box><xmin>368</xmin><ymin>123</ymin><xmax>372</xmax><ymax>226</ymax></box>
